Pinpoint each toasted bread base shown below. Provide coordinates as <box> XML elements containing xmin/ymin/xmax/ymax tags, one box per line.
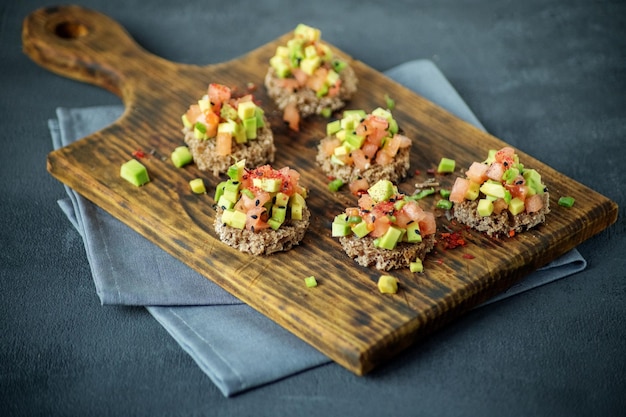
<box><xmin>264</xmin><ymin>66</ymin><xmax>358</xmax><ymax>118</ymax></box>
<box><xmin>452</xmin><ymin>193</ymin><xmax>550</xmax><ymax>237</ymax></box>
<box><xmin>339</xmin><ymin>233</ymin><xmax>436</xmax><ymax>271</ymax></box>
<box><xmin>316</xmin><ymin>139</ymin><xmax>410</xmax><ymax>184</ymax></box>
<box><xmin>183</xmin><ymin>120</ymin><xmax>275</xmax><ymax>177</ymax></box>
<box><xmin>214</xmin><ymin>206</ymin><xmax>311</xmax><ymax>256</ymax></box>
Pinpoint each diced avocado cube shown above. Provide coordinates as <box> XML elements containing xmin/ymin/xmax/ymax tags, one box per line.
<box><xmin>330</xmin><ymin>154</ymin><xmax>346</xmax><ymax>166</ymax></box>
<box><xmin>120</xmin><ymin>159</ymin><xmax>150</xmax><ymax>187</ymax></box>
<box><xmin>171</xmin><ymin>146</ymin><xmax>193</xmax><ymax>168</ymax></box>
<box><xmin>326</xmin><ymin>120</ymin><xmax>342</xmax><ymax>136</ymax></box>
<box><xmin>221</xmin><ymin>209</ymin><xmax>246</xmax><ymax>229</ymax></box>
<box><xmin>316</xmin><ymin>83</ymin><xmax>329</xmax><ymax>98</ymax></box>
<box><xmin>304</xmin><ymin>44</ymin><xmax>317</xmax><ymax>58</ymax></box>
<box><xmin>480</xmin><ymin>181</ymin><xmax>506</xmax><ymax>199</ymax></box>
<box><xmin>351</xmin><ymin>220</ymin><xmax>371</xmax><ymax>238</ymax></box>
<box><xmin>189</xmin><ymin>178</ymin><xmax>206</xmax><ymax>194</ymax></box>
<box><xmin>326</xmin><ymin>69</ymin><xmax>340</xmax><ymax>86</ymax></box>
<box><xmin>378</xmin><ymin>225</ymin><xmax>403</xmax><ymax>250</ymax></box>
<box><xmin>333</xmin><ymin>144</ymin><xmax>349</xmax><ymax>156</ymax></box>
<box><xmin>268</xmin><ymin>218</ymin><xmax>283</xmax><ymax>230</ymax></box>
<box><xmin>252</xmin><ymin>177</ymin><xmax>282</xmax><ymax>193</ymax></box>
<box><xmin>372</xmin><ymin>107</ymin><xmax>393</xmax><ymax>122</ymax></box>
<box><xmin>477</xmin><ymin>198</ymin><xmax>494</xmax><ymax>217</ymax></box>
<box><xmin>437</xmin><ymin>157</ymin><xmax>456</xmax><ymax>174</ymax></box>
<box><xmin>342</xmin><ymin>109</ymin><xmax>367</xmax><ymax>119</ymax></box>
<box><xmin>508</xmin><ymin>197</ymin><xmax>525</xmax><ymax>215</ymax></box>
<box><xmin>558</xmin><ymin>196</ymin><xmax>575</xmax><ymax>208</ymax></box>
<box><xmin>222</xmin><ymin>181</ymin><xmax>240</xmax><ymax>203</ymax></box>
<box><xmin>502</xmin><ymin>167</ymin><xmax>520</xmax><ymax>184</ymax></box>
<box><xmin>218</xmin><ymin>121</ymin><xmax>236</xmax><ymax>134</ymax></box>
<box><xmin>217</xmin><ymin>195</ymin><xmax>234</xmax><ymax>210</ymax></box>
<box><xmin>294</xmin><ymin>23</ymin><xmax>321</xmax><ymax>42</ymax></box>
<box><xmin>254</xmin><ymin>106</ymin><xmax>265</xmax><ymax>129</ymax></box>
<box><xmin>289</xmin><ymin>193</ymin><xmax>306</xmax><ymax>220</ymax></box>
<box><xmin>275</xmin><ymin>45</ymin><xmax>289</xmax><ymax>57</ymax></box>
<box><xmin>220</xmin><ymin>103</ymin><xmax>238</xmax><ymax>121</ymax></box>
<box><xmin>394</xmin><ymin>200</ymin><xmax>407</xmax><ymax>211</ymax></box>
<box><xmin>405</xmin><ymin>222</ymin><xmax>422</xmax><ymax>243</ymax></box>
<box><xmin>274</xmin><ymin>192</ymin><xmax>289</xmax><ymax>207</ymax></box>
<box><xmin>243</xmin><ymin>117</ymin><xmax>257</xmax><ymax>140</ymax></box>
<box><xmin>377</xmin><ymin>275</ymin><xmax>398</xmax><ymax>294</ymax></box>
<box><xmin>181</xmin><ymin>114</ymin><xmax>192</xmax><ymax>129</ymax></box>
<box><xmin>332</xmin><ymin>59</ymin><xmax>347</xmax><ymax>72</ymax></box>
<box><xmin>344</xmin><ymin>132</ymin><xmax>365</xmax><ymax>150</ymax></box>
<box><xmin>198</xmin><ymin>97</ymin><xmax>210</xmax><ymax>113</ymax></box>
<box><xmin>410</xmin><ymin>259</ymin><xmax>424</xmax><ymax>273</ymax></box>
<box><xmin>270</xmin><ymin>56</ymin><xmax>291</xmax><ymax>78</ymax></box>
<box><xmin>237</xmin><ymin>101</ymin><xmax>257</xmax><ymax>120</ymax></box>
<box><xmin>523</xmin><ymin>169</ymin><xmax>544</xmax><ymax>195</ymax></box>
<box><xmin>388</xmin><ymin>118</ymin><xmax>399</xmax><ymax>134</ymax></box>
<box><xmin>304</xmin><ymin>276</ymin><xmax>318</xmax><ymax>288</ymax></box>
<box><xmin>271</xmin><ymin>205</ymin><xmax>287</xmax><ymax>223</ymax></box>
<box><xmin>194</xmin><ymin>122</ymin><xmax>207</xmax><ymax>140</ymax></box>
<box><xmin>465</xmin><ymin>181</ymin><xmax>481</xmax><ymax>201</ymax></box>
<box><xmin>332</xmin><ymin>214</ymin><xmax>351</xmax><ymax>237</ymax></box>
<box><xmin>300</xmin><ymin>56</ymin><xmax>321</xmax><ymax>75</ymax></box>
<box><xmin>227</xmin><ymin>160</ymin><xmax>246</xmax><ymax>181</ymax></box>
<box><xmin>483</xmin><ymin>149</ymin><xmax>497</xmax><ymax>164</ymax></box>
<box><xmin>368</xmin><ymin>180</ymin><xmax>396</xmax><ymax>203</ymax></box>
<box><xmin>214</xmin><ymin>181</ymin><xmax>227</xmax><ymax>202</ymax></box>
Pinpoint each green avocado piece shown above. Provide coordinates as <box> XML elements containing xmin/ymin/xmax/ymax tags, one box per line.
<box><xmin>523</xmin><ymin>169</ymin><xmax>544</xmax><ymax>195</ymax></box>
<box><xmin>243</xmin><ymin>117</ymin><xmax>257</xmax><ymax>140</ymax></box>
<box><xmin>255</xmin><ymin>107</ymin><xmax>266</xmax><ymax>128</ymax></box>
<box><xmin>351</xmin><ymin>219</ymin><xmax>371</xmax><ymax>238</ymax></box>
<box><xmin>171</xmin><ymin>146</ymin><xmax>193</xmax><ymax>168</ymax></box>
<box><xmin>405</xmin><ymin>222</ymin><xmax>422</xmax><ymax>243</ymax></box>
<box><xmin>221</xmin><ymin>209</ymin><xmax>246</xmax><ymax>229</ymax></box>
<box><xmin>480</xmin><ymin>181</ymin><xmax>506</xmax><ymax>199</ymax></box>
<box><xmin>274</xmin><ymin>192</ymin><xmax>289</xmax><ymax>207</ymax></box>
<box><xmin>227</xmin><ymin>160</ymin><xmax>246</xmax><ymax>181</ymax></box>
<box><xmin>220</xmin><ymin>103</ymin><xmax>238</xmax><ymax>121</ymax></box>
<box><xmin>344</xmin><ymin>132</ymin><xmax>365</xmax><ymax>150</ymax></box>
<box><xmin>214</xmin><ymin>181</ymin><xmax>227</xmax><ymax>202</ymax></box>
<box><xmin>289</xmin><ymin>193</ymin><xmax>306</xmax><ymax>221</ymax></box>
<box><xmin>120</xmin><ymin>159</ymin><xmax>150</xmax><ymax>187</ymax></box>
<box><xmin>252</xmin><ymin>177</ymin><xmax>282</xmax><ymax>193</ymax></box>
<box><xmin>508</xmin><ymin>197</ymin><xmax>525</xmax><ymax>215</ymax></box>
<box><xmin>326</xmin><ymin>119</ymin><xmax>342</xmax><ymax>136</ymax></box>
<box><xmin>193</xmin><ymin>122</ymin><xmax>207</xmax><ymax>140</ymax></box>
<box><xmin>368</xmin><ymin>180</ymin><xmax>396</xmax><ymax>203</ymax></box>
<box><xmin>332</xmin><ymin>214</ymin><xmax>351</xmax><ymax>237</ymax></box>
<box><xmin>477</xmin><ymin>198</ymin><xmax>494</xmax><ymax>217</ymax></box>
<box><xmin>378</xmin><ymin>225</ymin><xmax>404</xmax><ymax>250</ymax></box>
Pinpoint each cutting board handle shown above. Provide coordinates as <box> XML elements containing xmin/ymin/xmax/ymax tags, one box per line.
<box><xmin>22</xmin><ymin>5</ymin><xmax>162</xmax><ymax>99</ymax></box>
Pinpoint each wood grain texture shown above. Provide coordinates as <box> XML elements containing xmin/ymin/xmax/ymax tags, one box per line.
<box><xmin>24</xmin><ymin>5</ymin><xmax>618</xmax><ymax>375</ymax></box>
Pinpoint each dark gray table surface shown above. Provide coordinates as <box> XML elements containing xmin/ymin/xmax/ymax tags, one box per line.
<box><xmin>2</xmin><ymin>0</ymin><xmax>625</xmax><ymax>415</ymax></box>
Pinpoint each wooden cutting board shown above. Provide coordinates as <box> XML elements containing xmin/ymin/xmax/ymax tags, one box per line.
<box><xmin>23</xmin><ymin>5</ymin><xmax>618</xmax><ymax>375</ymax></box>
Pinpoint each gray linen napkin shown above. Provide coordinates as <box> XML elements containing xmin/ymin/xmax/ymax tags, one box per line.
<box><xmin>50</xmin><ymin>59</ymin><xmax>586</xmax><ymax>396</ymax></box>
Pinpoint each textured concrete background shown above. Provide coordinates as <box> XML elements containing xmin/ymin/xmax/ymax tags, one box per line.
<box><xmin>2</xmin><ymin>0</ymin><xmax>625</xmax><ymax>415</ymax></box>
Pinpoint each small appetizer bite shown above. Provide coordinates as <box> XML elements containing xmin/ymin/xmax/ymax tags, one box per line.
<box><xmin>332</xmin><ymin>180</ymin><xmax>436</xmax><ymax>271</ymax></box>
<box><xmin>317</xmin><ymin>108</ymin><xmax>412</xmax><ymax>193</ymax></box>
<box><xmin>264</xmin><ymin>24</ymin><xmax>358</xmax><ymax>131</ymax></box>
<box><xmin>449</xmin><ymin>146</ymin><xmax>550</xmax><ymax>237</ymax></box>
<box><xmin>181</xmin><ymin>83</ymin><xmax>276</xmax><ymax>176</ymax></box>
<box><xmin>214</xmin><ymin>160</ymin><xmax>310</xmax><ymax>255</ymax></box>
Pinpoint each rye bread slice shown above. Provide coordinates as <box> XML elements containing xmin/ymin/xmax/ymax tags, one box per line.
<box><xmin>339</xmin><ymin>234</ymin><xmax>436</xmax><ymax>271</ymax></box>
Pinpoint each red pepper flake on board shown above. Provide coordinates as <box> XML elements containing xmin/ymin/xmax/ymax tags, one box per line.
<box><xmin>439</xmin><ymin>231</ymin><xmax>467</xmax><ymax>250</ymax></box>
<box><xmin>462</xmin><ymin>253</ymin><xmax>475</xmax><ymax>260</ymax></box>
<box><xmin>132</xmin><ymin>149</ymin><xmax>146</xmax><ymax>158</ymax></box>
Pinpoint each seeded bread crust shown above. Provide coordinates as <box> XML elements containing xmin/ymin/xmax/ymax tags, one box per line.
<box><xmin>316</xmin><ymin>137</ymin><xmax>411</xmax><ymax>184</ymax></box>
<box><xmin>452</xmin><ymin>192</ymin><xmax>550</xmax><ymax>237</ymax></box>
<box><xmin>338</xmin><ymin>234</ymin><xmax>436</xmax><ymax>271</ymax></box>
<box><xmin>183</xmin><ymin>118</ymin><xmax>275</xmax><ymax>177</ymax></box>
<box><xmin>214</xmin><ymin>206</ymin><xmax>311</xmax><ymax>256</ymax></box>
<box><xmin>264</xmin><ymin>66</ymin><xmax>358</xmax><ymax>118</ymax></box>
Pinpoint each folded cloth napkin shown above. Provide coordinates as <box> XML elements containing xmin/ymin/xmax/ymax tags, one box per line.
<box><xmin>50</xmin><ymin>59</ymin><xmax>587</xmax><ymax>396</ymax></box>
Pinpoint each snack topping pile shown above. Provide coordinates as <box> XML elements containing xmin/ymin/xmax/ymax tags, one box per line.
<box><xmin>331</xmin><ymin>180</ymin><xmax>436</xmax><ymax>249</ymax></box>
<box><xmin>215</xmin><ymin>160</ymin><xmax>308</xmax><ymax>233</ymax></box>
<box><xmin>449</xmin><ymin>146</ymin><xmax>548</xmax><ymax>216</ymax></box>
<box><xmin>181</xmin><ymin>83</ymin><xmax>266</xmax><ymax>156</ymax></box>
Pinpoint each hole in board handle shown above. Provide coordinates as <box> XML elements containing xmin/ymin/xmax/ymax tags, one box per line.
<box><xmin>54</xmin><ymin>21</ymin><xmax>89</xmax><ymax>39</ymax></box>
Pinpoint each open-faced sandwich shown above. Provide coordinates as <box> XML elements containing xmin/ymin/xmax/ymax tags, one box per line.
<box><xmin>264</xmin><ymin>24</ymin><xmax>358</xmax><ymax>131</ymax></box>
<box><xmin>181</xmin><ymin>83</ymin><xmax>275</xmax><ymax>176</ymax></box>
<box><xmin>449</xmin><ymin>146</ymin><xmax>550</xmax><ymax>237</ymax></box>
<box><xmin>317</xmin><ymin>108</ymin><xmax>412</xmax><ymax>194</ymax></box>
<box><xmin>332</xmin><ymin>179</ymin><xmax>436</xmax><ymax>271</ymax></box>
<box><xmin>213</xmin><ymin>160</ymin><xmax>310</xmax><ymax>255</ymax></box>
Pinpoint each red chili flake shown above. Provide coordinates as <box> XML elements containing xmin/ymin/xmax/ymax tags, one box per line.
<box><xmin>436</xmin><ymin>258</ymin><xmax>444</xmax><ymax>265</ymax></box>
<box><xmin>132</xmin><ymin>149</ymin><xmax>146</xmax><ymax>158</ymax></box>
<box><xmin>414</xmin><ymin>169</ymin><xmax>421</xmax><ymax>176</ymax></box>
<box><xmin>439</xmin><ymin>231</ymin><xmax>468</xmax><ymax>250</ymax></box>
<box><xmin>462</xmin><ymin>253</ymin><xmax>475</xmax><ymax>259</ymax></box>
<box><xmin>508</xmin><ymin>230</ymin><xmax>516</xmax><ymax>237</ymax></box>
<box><xmin>327</xmin><ymin>175</ymin><xmax>336</xmax><ymax>181</ymax></box>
